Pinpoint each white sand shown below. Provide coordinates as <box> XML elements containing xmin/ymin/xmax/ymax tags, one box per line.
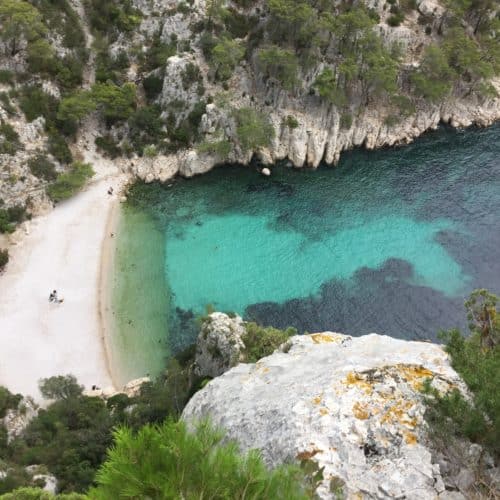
<box><xmin>0</xmin><ymin>170</ymin><xmax>127</xmax><ymax>398</ymax></box>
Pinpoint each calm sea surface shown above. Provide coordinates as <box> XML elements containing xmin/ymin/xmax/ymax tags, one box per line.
<box><xmin>111</xmin><ymin>124</ymin><xmax>500</xmax><ymax>382</ymax></box>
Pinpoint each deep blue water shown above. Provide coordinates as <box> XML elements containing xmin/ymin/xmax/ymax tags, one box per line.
<box><xmin>124</xmin><ymin>124</ymin><xmax>500</xmax><ymax>352</ymax></box>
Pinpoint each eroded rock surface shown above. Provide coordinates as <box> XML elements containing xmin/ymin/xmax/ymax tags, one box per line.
<box><xmin>194</xmin><ymin>312</ymin><xmax>246</xmax><ymax>378</ymax></box>
<box><xmin>183</xmin><ymin>332</ymin><xmax>468</xmax><ymax>499</ymax></box>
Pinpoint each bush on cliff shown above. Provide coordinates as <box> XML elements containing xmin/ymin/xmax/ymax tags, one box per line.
<box><xmin>242</xmin><ymin>322</ymin><xmax>297</xmax><ymax>362</ymax></box>
<box><xmin>90</xmin><ymin>419</ymin><xmax>309</xmax><ymax>499</ymax></box>
<box><xmin>0</xmin><ymin>487</ymin><xmax>85</xmax><ymax>499</ymax></box>
<box><xmin>424</xmin><ymin>289</ymin><xmax>500</xmax><ymax>458</ymax></box>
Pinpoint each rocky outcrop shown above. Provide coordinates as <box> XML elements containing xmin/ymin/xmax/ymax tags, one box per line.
<box><xmin>2</xmin><ymin>397</ymin><xmax>38</xmax><ymax>442</ymax></box>
<box><xmin>194</xmin><ymin>312</ymin><xmax>246</xmax><ymax>378</ymax></box>
<box><xmin>183</xmin><ymin>332</ymin><xmax>474</xmax><ymax>499</ymax></box>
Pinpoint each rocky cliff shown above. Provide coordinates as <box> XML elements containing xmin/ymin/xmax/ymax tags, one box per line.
<box><xmin>183</xmin><ymin>331</ymin><xmax>496</xmax><ymax>499</ymax></box>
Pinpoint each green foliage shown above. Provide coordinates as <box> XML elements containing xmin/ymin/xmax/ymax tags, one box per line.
<box><xmin>211</xmin><ymin>37</ymin><xmax>245</xmax><ymax>81</ymax></box>
<box><xmin>139</xmin><ymin>35</ymin><xmax>176</xmax><ymax>72</ymax></box>
<box><xmin>284</xmin><ymin>115</ymin><xmax>299</xmax><ymax>129</ymax></box>
<box><xmin>47</xmin><ymin>133</ymin><xmax>73</xmax><ymax>165</ymax></box>
<box><xmin>95</xmin><ymin>135</ymin><xmax>121</xmax><ymax>159</ymax></box>
<box><xmin>339</xmin><ymin>112</ymin><xmax>352</xmax><ymax>129</ymax></box>
<box><xmin>84</xmin><ymin>0</ymin><xmax>141</xmax><ymax>41</ymax></box>
<box><xmin>57</xmin><ymin>92</ymin><xmax>96</xmax><ymax>124</ymax></box>
<box><xmin>242</xmin><ymin>322</ymin><xmax>297</xmax><ymax>362</ymax></box>
<box><xmin>411</xmin><ymin>45</ymin><xmax>454</xmax><ymax>101</ymax></box>
<box><xmin>0</xmin><ymin>249</ymin><xmax>9</xmax><ymax>272</ymax></box>
<box><xmin>313</xmin><ymin>68</ymin><xmax>347</xmax><ymax>107</ymax></box>
<box><xmin>0</xmin><ymin>205</ymin><xmax>28</xmax><ymax>233</ymax></box>
<box><xmin>18</xmin><ymin>86</ymin><xmax>58</xmax><ymax>123</ymax></box>
<box><xmin>0</xmin><ymin>386</ymin><xmax>22</xmax><ymax>419</ymax></box>
<box><xmin>181</xmin><ymin>62</ymin><xmax>203</xmax><ymax>90</ymax></box>
<box><xmin>39</xmin><ymin>375</ymin><xmax>83</xmax><ymax>400</ymax></box>
<box><xmin>11</xmin><ymin>385</ymin><xmax>114</xmax><ymax>492</ymax></box>
<box><xmin>0</xmin><ymin>0</ymin><xmax>46</xmax><ymax>56</ymax></box>
<box><xmin>28</xmin><ymin>154</ymin><xmax>57</xmax><ymax>181</ymax></box>
<box><xmin>257</xmin><ymin>46</ymin><xmax>299</xmax><ymax>90</ymax></box>
<box><xmin>234</xmin><ymin>107</ymin><xmax>275</xmax><ymax>153</ymax></box>
<box><xmin>95</xmin><ymin>48</ymin><xmax>129</xmax><ymax>85</ymax></box>
<box><xmin>0</xmin><ymin>121</ymin><xmax>21</xmax><ymax>155</ymax></box>
<box><xmin>197</xmin><ymin>138</ymin><xmax>232</xmax><ymax>158</ymax></box>
<box><xmin>0</xmin><ymin>70</ymin><xmax>14</xmax><ymax>84</ymax></box>
<box><xmin>423</xmin><ymin>290</ymin><xmax>500</xmax><ymax>458</ymax></box>
<box><xmin>91</xmin><ymin>82</ymin><xmax>136</xmax><ymax>124</ymax></box>
<box><xmin>127</xmin><ymin>105</ymin><xmax>166</xmax><ymax>155</ymax></box>
<box><xmin>464</xmin><ymin>288</ymin><xmax>499</xmax><ymax>349</ymax></box>
<box><xmin>142</xmin><ymin>73</ymin><xmax>164</xmax><ymax>102</ymax></box>
<box><xmin>90</xmin><ymin>419</ymin><xmax>309</xmax><ymax>499</ymax></box>
<box><xmin>0</xmin><ymin>487</ymin><xmax>86</xmax><ymax>499</ymax></box>
<box><xmin>46</xmin><ymin>162</ymin><xmax>94</xmax><ymax>202</ymax></box>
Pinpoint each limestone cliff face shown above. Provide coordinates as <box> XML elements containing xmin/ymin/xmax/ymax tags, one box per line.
<box><xmin>182</xmin><ymin>332</ymin><xmax>480</xmax><ymax>499</ymax></box>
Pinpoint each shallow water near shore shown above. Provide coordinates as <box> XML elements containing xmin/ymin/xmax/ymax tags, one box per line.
<box><xmin>113</xmin><ymin>124</ymin><xmax>500</xmax><ymax>374</ymax></box>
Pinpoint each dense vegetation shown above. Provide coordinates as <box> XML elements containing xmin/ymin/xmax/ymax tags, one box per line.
<box><xmin>424</xmin><ymin>289</ymin><xmax>500</xmax><ymax>458</ymax></box>
<box><xmin>90</xmin><ymin>420</ymin><xmax>308</xmax><ymax>499</ymax></box>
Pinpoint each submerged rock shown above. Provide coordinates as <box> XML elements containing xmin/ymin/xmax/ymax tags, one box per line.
<box><xmin>183</xmin><ymin>332</ymin><xmax>468</xmax><ymax>499</ymax></box>
<box><xmin>194</xmin><ymin>312</ymin><xmax>246</xmax><ymax>378</ymax></box>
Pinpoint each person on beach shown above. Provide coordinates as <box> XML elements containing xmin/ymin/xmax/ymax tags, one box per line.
<box><xmin>107</xmin><ymin>187</ymin><xmax>114</xmax><ymax>195</ymax></box>
<box><xmin>49</xmin><ymin>290</ymin><xmax>64</xmax><ymax>304</ymax></box>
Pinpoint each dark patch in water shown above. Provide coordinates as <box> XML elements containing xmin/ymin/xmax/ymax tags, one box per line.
<box><xmin>245</xmin><ymin>258</ymin><xmax>466</xmax><ymax>341</ymax></box>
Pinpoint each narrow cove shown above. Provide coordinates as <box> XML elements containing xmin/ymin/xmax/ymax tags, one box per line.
<box><xmin>109</xmin><ymin>124</ymin><xmax>500</xmax><ymax>382</ymax></box>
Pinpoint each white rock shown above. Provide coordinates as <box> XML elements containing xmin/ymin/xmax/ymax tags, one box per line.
<box><xmin>194</xmin><ymin>313</ymin><xmax>246</xmax><ymax>378</ymax></box>
<box><xmin>184</xmin><ymin>332</ymin><xmax>467</xmax><ymax>499</ymax></box>
<box><xmin>261</xmin><ymin>167</ymin><xmax>271</xmax><ymax>176</ymax></box>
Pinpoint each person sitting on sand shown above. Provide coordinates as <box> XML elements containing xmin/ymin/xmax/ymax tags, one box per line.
<box><xmin>49</xmin><ymin>290</ymin><xmax>64</xmax><ymax>304</ymax></box>
<box><xmin>107</xmin><ymin>187</ymin><xmax>114</xmax><ymax>195</ymax></box>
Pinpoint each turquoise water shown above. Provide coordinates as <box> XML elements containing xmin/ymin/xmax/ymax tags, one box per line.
<box><xmin>122</xmin><ymin>124</ymin><xmax>500</xmax><ymax>354</ymax></box>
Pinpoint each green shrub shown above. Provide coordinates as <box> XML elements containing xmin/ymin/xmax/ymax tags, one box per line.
<box><xmin>257</xmin><ymin>45</ymin><xmax>299</xmax><ymax>90</ymax></box>
<box><xmin>28</xmin><ymin>154</ymin><xmax>57</xmax><ymax>181</ymax></box>
<box><xmin>0</xmin><ymin>121</ymin><xmax>21</xmax><ymax>155</ymax></box>
<box><xmin>197</xmin><ymin>138</ymin><xmax>232</xmax><ymax>157</ymax></box>
<box><xmin>339</xmin><ymin>112</ymin><xmax>352</xmax><ymax>130</ymax></box>
<box><xmin>242</xmin><ymin>322</ymin><xmax>297</xmax><ymax>362</ymax></box>
<box><xmin>285</xmin><ymin>115</ymin><xmax>299</xmax><ymax>129</ymax></box>
<box><xmin>0</xmin><ymin>487</ymin><xmax>86</xmax><ymax>499</ymax></box>
<box><xmin>234</xmin><ymin>107</ymin><xmax>275</xmax><ymax>152</ymax></box>
<box><xmin>180</xmin><ymin>62</ymin><xmax>202</xmax><ymax>90</ymax></box>
<box><xmin>142</xmin><ymin>73</ymin><xmax>164</xmax><ymax>102</ymax></box>
<box><xmin>18</xmin><ymin>86</ymin><xmax>58</xmax><ymax>123</ymax></box>
<box><xmin>0</xmin><ymin>70</ymin><xmax>14</xmax><ymax>84</ymax></box>
<box><xmin>90</xmin><ymin>420</ymin><xmax>309</xmax><ymax>499</ymax></box>
<box><xmin>0</xmin><ymin>205</ymin><xmax>28</xmax><ymax>233</ymax></box>
<box><xmin>423</xmin><ymin>289</ymin><xmax>500</xmax><ymax>458</ymax></box>
<box><xmin>387</xmin><ymin>12</ymin><xmax>404</xmax><ymax>26</ymax></box>
<box><xmin>0</xmin><ymin>386</ymin><xmax>21</xmax><ymax>418</ymax></box>
<box><xmin>47</xmin><ymin>133</ymin><xmax>73</xmax><ymax>165</ymax></box>
<box><xmin>46</xmin><ymin>162</ymin><xmax>94</xmax><ymax>202</ymax></box>
<box><xmin>140</xmin><ymin>36</ymin><xmax>176</xmax><ymax>72</ymax></box>
<box><xmin>127</xmin><ymin>105</ymin><xmax>166</xmax><ymax>155</ymax></box>
<box><xmin>210</xmin><ymin>37</ymin><xmax>245</xmax><ymax>81</ymax></box>
<box><xmin>0</xmin><ymin>92</ymin><xmax>16</xmax><ymax>116</ymax></box>
<box><xmin>0</xmin><ymin>249</ymin><xmax>8</xmax><ymax>272</ymax></box>
<box><xmin>95</xmin><ymin>135</ymin><xmax>122</xmax><ymax>158</ymax></box>
<box><xmin>91</xmin><ymin>82</ymin><xmax>136</xmax><ymax>124</ymax></box>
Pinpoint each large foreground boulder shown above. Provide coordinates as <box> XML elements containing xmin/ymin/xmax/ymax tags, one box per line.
<box><xmin>183</xmin><ymin>332</ymin><xmax>467</xmax><ymax>499</ymax></box>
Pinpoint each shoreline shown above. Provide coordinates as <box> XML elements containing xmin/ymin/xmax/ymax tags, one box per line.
<box><xmin>97</xmin><ymin>185</ymin><xmax>124</xmax><ymax>390</ymax></box>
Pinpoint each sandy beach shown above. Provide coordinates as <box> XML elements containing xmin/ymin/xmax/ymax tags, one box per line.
<box><xmin>0</xmin><ymin>168</ymin><xmax>127</xmax><ymax>398</ymax></box>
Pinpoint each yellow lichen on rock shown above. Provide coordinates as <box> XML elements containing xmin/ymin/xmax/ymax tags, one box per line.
<box><xmin>312</xmin><ymin>395</ymin><xmax>323</xmax><ymax>405</ymax></box>
<box><xmin>319</xmin><ymin>408</ymin><xmax>329</xmax><ymax>416</ymax></box>
<box><xmin>353</xmin><ymin>402</ymin><xmax>370</xmax><ymax>420</ymax></box>
<box><xmin>344</xmin><ymin>372</ymin><xmax>373</xmax><ymax>395</ymax></box>
<box><xmin>311</xmin><ymin>333</ymin><xmax>343</xmax><ymax>344</ymax></box>
<box><xmin>394</xmin><ymin>364</ymin><xmax>434</xmax><ymax>390</ymax></box>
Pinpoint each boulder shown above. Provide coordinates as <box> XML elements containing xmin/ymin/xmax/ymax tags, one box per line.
<box><xmin>184</xmin><ymin>332</ymin><xmax>467</xmax><ymax>499</ymax></box>
<box><xmin>2</xmin><ymin>397</ymin><xmax>38</xmax><ymax>442</ymax></box>
<box><xmin>194</xmin><ymin>312</ymin><xmax>246</xmax><ymax>378</ymax></box>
